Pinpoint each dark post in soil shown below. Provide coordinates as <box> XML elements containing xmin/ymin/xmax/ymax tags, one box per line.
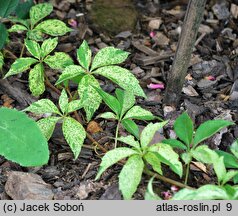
<box><xmin>163</xmin><ymin>0</ymin><xmax>207</xmax><ymax>107</ymax></box>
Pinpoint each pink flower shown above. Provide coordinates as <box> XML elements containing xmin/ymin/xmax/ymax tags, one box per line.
<box><xmin>68</xmin><ymin>19</ymin><xmax>77</xmax><ymax>28</ymax></box>
<box><xmin>147</xmin><ymin>83</ymin><xmax>165</xmax><ymax>90</ymax></box>
<box><xmin>171</xmin><ymin>185</ymin><xmax>179</xmax><ymax>192</ymax></box>
<box><xmin>205</xmin><ymin>75</ymin><xmax>216</xmax><ymax>81</ymax></box>
<box><xmin>161</xmin><ymin>191</ymin><xmax>172</xmax><ymax>200</ymax></box>
<box><xmin>150</xmin><ymin>31</ymin><xmax>156</xmax><ymax>38</ymax></box>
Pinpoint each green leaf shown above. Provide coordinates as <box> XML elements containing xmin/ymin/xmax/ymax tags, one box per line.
<box><xmin>0</xmin><ymin>107</ymin><xmax>49</xmax><ymax>167</ymax></box>
<box><xmin>181</xmin><ymin>152</ymin><xmax>192</xmax><ymax>164</ymax></box>
<box><xmin>24</xmin><ymin>99</ymin><xmax>60</xmax><ymax>115</ymax></box>
<box><xmin>216</xmin><ymin>150</ymin><xmax>238</xmax><ymax>168</ymax></box>
<box><xmin>96</xmin><ymin>147</ymin><xmax>138</xmax><ymax>180</ymax></box>
<box><xmin>121</xmin><ymin>119</ymin><xmax>140</xmax><ymax>140</ymax></box>
<box><xmin>213</xmin><ymin>156</ymin><xmax>226</xmax><ymax>185</ymax></box>
<box><xmin>8</xmin><ymin>24</ymin><xmax>28</xmax><ymax>32</ymax></box>
<box><xmin>67</xmin><ymin>100</ymin><xmax>84</xmax><ymax>114</ymax></box>
<box><xmin>78</xmin><ymin>75</ymin><xmax>102</xmax><ymax>121</ymax></box>
<box><xmin>174</xmin><ymin>112</ymin><xmax>194</xmax><ymax>147</ymax></box>
<box><xmin>62</xmin><ymin>117</ymin><xmax>86</xmax><ymax>159</ymax></box>
<box><xmin>35</xmin><ymin>19</ymin><xmax>71</xmax><ymax>36</ymax></box>
<box><xmin>30</xmin><ymin>3</ymin><xmax>53</xmax><ymax>27</ymax></box>
<box><xmin>59</xmin><ymin>89</ymin><xmax>68</xmax><ymax>114</ymax></box>
<box><xmin>123</xmin><ymin>106</ymin><xmax>155</xmax><ymax>121</ymax></box>
<box><xmin>149</xmin><ymin>143</ymin><xmax>183</xmax><ymax>177</ymax></box>
<box><xmin>93</xmin><ymin>86</ymin><xmax>121</xmax><ymax>116</ymax></box>
<box><xmin>117</xmin><ymin>135</ymin><xmax>140</xmax><ymax>150</ymax></box>
<box><xmin>0</xmin><ymin>23</ymin><xmax>8</xmax><ymax>49</ymax></box>
<box><xmin>162</xmin><ymin>139</ymin><xmax>187</xmax><ymax>150</ymax></box>
<box><xmin>222</xmin><ymin>170</ymin><xmax>238</xmax><ymax>186</ymax></box>
<box><xmin>230</xmin><ymin>140</ymin><xmax>238</xmax><ymax>159</ymax></box>
<box><xmin>9</xmin><ymin>17</ymin><xmax>29</xmax><ymax>28</ymax></box>
<box><xmin>15</xmin><ymin>0</ymin><xmax>34</xmax><ymax>19</ymax></box>
<box><xmin>191</xmin><ymin>145</ymin><xmax>219</xmax><ymax>164</ymax></box>
<box><xmin>115</xmin><ymin>88</ymin><xmax>135</xmax><ymax>117</ymax></box>
<box><xmin>0</xmin><ymin>52</ymin><xmax>4</xmax><ymax>70</ymax></box>
<box><xmin>25</xmin><ymin>39</ymin><xmax>41</xmax><ymax>59</ymax></box>
<box><xmin>55</xmin><ymin>65</ymin><xmax>85</xmax><ymax>85</ymax></box>
<box><xmin>144</xmin><ymin>152</ymin><xmax>163</xmax><ymax>175</ymax></box>
<box><xmin>140</xmin><ymin>122</ymin><xmax>168</xmax><ymax>149</ymax></box>
<box><xmin>194</xmin><ymin>120</ymin><xmax>234</xmax><ymax>146</ymax></box>
<box><xmin>27</xmin><ymin>29</ymin><xmax>44</xmax><ymax>41</ymax></box>
<box><xmin>145</xmin><ymin>177</ymin><xmax>161</xmax><ymax>200</ymax></box>
<box><xmin>233</xmin><ymin>174</ymin><xmax>238</xmax><ymax>184</ymax></box>
<box><xmin>77</xmin><ymin>40</ymin><xmax>91</xmax><ymax>70</ymax></box>
<box><xmin>97</xmin><ymin>112</ymin><xmax>117</xmax><ymax>120</ymax></box>
<box><xmin>91</xmin><ymin>47</ymin><xmax>129</xmax><ymax>71</ymax></box>
<box><xmin>29</xmin><ymin>63</ymin><xmax>45</xmax><ymax>96</ymax></box>
<box><xmin>37</xmin><ymin>117</ymin><xmax>60</xmax><ymax>140</ymax></box>
<box><xmin>41</xmin><ymin>37</ymin><xmax>58</xmax><ymax>58</ymax></box>
<box><xmin>0</xmin><ymin>0</ymin><xmax>19</xmax><ymax>18</ymax></box>
<box><xmin>4</xmin><ymin>57</ymin><xmax>38</xmax><ymax>78</ymax></box>
<box><xmin>44</xmin><ymin>52</ymin><xmax>73</xmax><ymax>70</ymax></box>
<box><xmin>119</xmin><ymin>155</ymin><xmax>144</xmax><ymax>200</ymax></box>
<box><xmin>93</xmin><ymin>66</ymin><xmax>146</xmax><ymax>98</ymax></box>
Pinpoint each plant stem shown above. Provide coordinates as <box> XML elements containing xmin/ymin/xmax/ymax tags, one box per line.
<box><xmin>184</xmin><ymin>162</ymin><xmax>190</xmax><ymax>185</ymax></box>
<box><xmin>3</xmin><ymin>49</ymin><xmax>17</xmax><ymax>60</ymax></box>
<box><xmin>20</xmin><ymin>43</ymin><xmax>25</xmax><ymax>58</ymax></box>
<box><xmin>44</xmin><ymin>75</ymin><xmax>61</xmax><ymax>95</ymax></box>
<box><xmin>114</xmin><ymin>121</ymin><xmax>120</xmax><ymax>148</ymax></box>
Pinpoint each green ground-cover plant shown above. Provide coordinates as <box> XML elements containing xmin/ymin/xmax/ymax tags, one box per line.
<box><xmin>55</xmin><ymin>40</ymin><xmax>146</xmax><ymax>122</ymax></box>
<box><xmin>4</xmin><ymin>37</ymin><xmax>73</xmax><ymax>96</ymax></box>
<box><xmin>94</xmin><ymin>87</ymin><xmax>160</xmax><ymax>147</ymax></box>
<box><xmin>8</xmin><ymin>3</ymin><xmax>71</xmax><ymax>41</ymax></box>
<box><xmin>95</xmin><ymin>121</ymin><xmax>184</xmax><ymax>199</ymax></box>
<box><xmin>0</xmin><ymin>107</ymin><xmax>49</xmax><ymax>166</ymax></box>
<box><xmin>162</xmin><ymin>112</ymin><xmax>234</xmax><ymax>184</ymax></box>
<box><xmin>24</xmin><ymin>89</ymin><xmax>86</xmax><ymax>159</ymax></box>
<box><xmin>0</xmin><ymin>52</ymin><xmax>3</xmax><ymax>71</ymax></box>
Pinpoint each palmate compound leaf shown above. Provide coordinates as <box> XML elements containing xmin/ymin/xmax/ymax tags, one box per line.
<box><xmin>95</xmin><ymin>148</ymin><xmax>138</xmax><ymax>180</ymax></box>
<box><xmin>29</xmin><ymin>63</ymin><xmax>45</xmax><ymax>96</ymax></box>
<box><xmin>117</xmin><ymin>135</ymin><xmax>141</xmax><ymax>151</ymax></box>
<box><xmin>121</xmin><ymin>119</ymin><xmax>140</xmax><ymax>140</ymax></box>
<box><xmin>44</xmin><ymin>52</ymin><xmax>73</xmax><ymax>70</ymax></box>
<box><xmin>25</xmin><ymin>39</ymin><xmax>41</xmax><ymax>59</ymax></box>
<box><xmin>0</xmin><ymin>107</ymin><xmax>49</xmax><ymax>167</ymax></box>
<box><xmin>77</xmin><ymin>40</ymin><xmax>91</xmax><ymax>70</ymax></box>
<box><xmin>216</xmin><ymin>150</ymin><xmax>238</xmax><ymax>168</ymax></box>
<box><xmin>144</xmin><ymin>152</ymin><xmax>163</xmax><ymax>175</ymax></box>
<box><xmin>90</xmin><ymin>47</ymin><xmax>130</xmax><ymax>71</ymax></box>
<box><xmin>78</xmin><ymin>75</ymin><xmax>102</xmax><ymax>122</ymax></box>
<box><xmin>9</xmin><ymin>17</ymin><xmax>30</xmax><ymax>28</ymax></box>
<box><xmin>4</xmin><ymin>57</ymin><xmax>38</xmax><ymax>78</ymax></box>
<box><xmin>62</xmin><ymin>117</ymin><xmax>86</xmax><ymax>159</ymax></box>
<box><xmin>97</xmin><ymin>112</ymin><xmax>117</xmax><ymax>120</ymax></box>
<box><xmin>162</xmin><ymin>139</ymin><xmax>187</xmax><ymax>150</ymax></box>
<box><xmin>24</xmin><ymin>99</ymin><xmax>60</xmax><ymax>115</ymax></box>
<box><xmin>41</xmin><ymin>37</ymin><xmax>58</xmax><ymax>58</ymax></box>
<box><xmin>59</xmin><ymin>89</ymin><xmax>68</xmax><ymax>114</ymax></box>
<box><xmin>119</xmin><ymin>154</ymin><xmax>144</xmax><ymax>200</ymax></box>
<box><xmin>35</xmin><ymin>19</ymin><xmax>72</xmax><ymax>36</ymax></box>
<box><xmin>93</xmin><ymin>66</ymin><xmax>146</xmax><ymax>98</ymax></box>
<box><xmin>230</xmin><ymin>140</ymin><xmax>238</xmax><ymax>159</ymax></box>
<box><xmin>8</xmin><ymin>24</ymin><xmax>28</xmax><ymax>33</ymax></box>
<box><xmin>213</xmin><ymin>156</ymin><xmax>226</xmax><ymax>185</ymax></box>
<box><xmin>37</xmin><ymin>117</ymin><xmax>61</xmax><ymax>140</ymax></box>
<box><xmin>140</xmin><ymin>122</ymin><xmax>168</xmax><ymax>149</ymax></box>
<box><xmin>30</xmin><ymin>3</ymin><xmax>53</xmax><ymax>27</ymax></box>
<box><xmin>194</xmin><ymin>120</ymin><xmax>234</xmax><ymax>147</ymax></box>
<box><xmin>123</xmin><ymin>106</ymin><xmax>155</xmax><ymax>121</ymax></box>
<box><xmin>67</xmin><ymin>100</ymin><xmax>84</xmax><ymax>114</ymax></box>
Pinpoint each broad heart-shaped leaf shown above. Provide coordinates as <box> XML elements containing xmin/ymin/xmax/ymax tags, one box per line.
<box><xmin>144</xmin><ymin>152</ymin><xmax>163</xmax><ymax>175</ymax></box>
<box><xmin>35</xmin><ymin>19</ymin><xmax>72</xmax><ymax>36</ymax></box>
<box><xmin>0</xmin><ymin>23</ymin><xmax>8</xmax><ymax>49</ymax></box>
<box><xmin>30</xmin><ymin>3</ymin><xmax>53</xmax><ymax>27</ymax></box>
<box><xmin>148</xmin><ymin>143</ymin><xmax>183</xmax><ymax>177</ymax></box>
<box><xmin>29</xmin><ymin>63</ymin><xmax>45</xmax><ymax>96</ymax></box>
<box><xmin>4</xmin><ymin>57</ymin><xmax>38</xmax><ymax>78</ymax></box>
<box><xmin>41</xmin><ymin>37</ymin><xmax>58</xmax><ymax>58</ymax></box>
<box><xmin>0</xmin><ymin>107</ymin><xmax>49</xmax><ymax>167</ymax></box>
<box><xmin>25</xmin><ymin>39</ymin><xmax>41</xmax><ymax>59</ymax></box>
<box><xmin>97</xmin><ymin>112</ymin><xmax>117</xmax><ymax>120</ymax></box>
<box><xmin>95</xmin><ymin>147</ymin><xmax>138</xmax><ymax>180</ymax></box>
<box><xmin>8</xmin><ymin>24</ymin><xmax>28</xmax><ymax>32</ymax></box>
<box><xmin>191</xmin><ymin>145</ymin><xmax>219</xmax><ymax>164</ymax></box>
<box><xmin>0</xmin><ymin>0</ymin><xmax>19</xmax><ymax>18</ymax></box>
<box><xmin>37</xmin><ymin>117</ymin><xmax>60</xmax><ymax>140</ymax></box>
<box><xmin>55</xmin><ymin>65</ymin><xmax>85</xmax><ymax>85</ymax></box>
<box><xmin>121</xmin><ymin>119</ymin><xmax>140</xmax><ymax>140</ymax></box>
<box><xmin>24</xmin><ymin>99</ymin><xmax>60</xmax><ymax>115</ymax></box>
<box><xmin>145</xmin><ymin>177</ymin><xmax>161</xmax><ymax>200</ymax></box>
<box><xmin>162</xmin><ymin>139</ymin><xmax>187</xmax><ymax>150</ymax></box>
<box><xmin>230</xmin><ymin>140</ymin><xmax>238</xmax><ymax>159</ymax></box>
<box><xmin>140</xmin><ymin>122</ymin><xmax>168</xmax><ymax>149</ymax></box>
<box><xmin>59</xmin><ymin>89</ymin><xmax>68</xmax><ymax>114</ymax></box>
<box><xmin>93</xmin><ymin>66</ymin><xmax>146</xmax><ymax>98</ymax></box>
<box><xmin>78</xmin><ymin>75</ymin><xmax>102</xmax><ymax>122</ymax></box>
<box><xmin>194</xmin><ymin>120</ymin><xmax>234</xmax><ymax>146</ymax></box>
<box><xmin>93</xmin><ymin>86</ymin><xmax>121</xmax><ymax>116</ymax></box>
<box><xmin>213</xmin><ymin>156</ymin><xmax>226</xmax><ymax>185</ymax></box>
<box><xmin>0</xmin><ymin>52</ymin><xmax>4</xmax><ymax>70</ymax></box>
<box><xmin>62</xmin><ymin>117</ymin><xmax>86</xmax><ymax>159</ymax></box>
<box><xmin>119</xmin><ymin>155</ymin><xmax>144</xmax><ymax>200</ymax></box>
<box><xmin>77</xmin><ymin>40</ymin><xmax>91</xmax><ymax>70</ymax></box>
<box><xmin>123</xmin><ymin>106</ymin><xmax>155</xmax><ymax>121</ymax></box>
<box><xmin>222</xmin><ymin>170</ymin><xmax>238</xmax><ymax>186</ymax></box>
<box><xmin>44</xmin><ymin>52</ymin><xmax>73</xmax><ymax>70</ymax></box>
<box><xmin>174</xmin><ymin>112</ymin><xmax>193</xmax><ymax>147</ymax></box>
<box><xmin>117</xmin><ymin>135</ymin><xmax>141</xmax><ymax>151</ymax></box>
<box><xmin>172</xmin><ymin>185</ymin><xmax>230</xmax><ymax>200</ymax></box>
<box><xmin>91</xmin><ymin>47</ymin><xmax>129</xmax><ymax>71</ymax></box>
<box><xmin>216</xmin><ymin>150</ymin><xmax>238</xmax><ymax>168</ymax></box>
<box><xmin>115</xmin><ymin>88</ymin><xmax>135</xmax><ymax>117</ymax></box>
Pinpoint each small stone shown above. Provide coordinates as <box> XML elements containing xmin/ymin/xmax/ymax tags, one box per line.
<box><xmin>182</xmin><ymin>85</ymin><xmax>199</xmax><ymax>97</ymax></box>
<box><xmin>212</xmin><ymin>2</ymin><xmax>230</xmax><ymax>20</ymax></box>
<box><xmin>148</xmin><ymin>19</ymin><xmax>162</xmax><ymax>30</ymax></box>
<box><xmin>153</xmin><ymin>32</ymin><xmax>170</xmax><ymax>46</ymax></box>
<box><xmin>231</xmin><ymin>3</ymin><xmax>238</xmax><ymax>19</ymax></box>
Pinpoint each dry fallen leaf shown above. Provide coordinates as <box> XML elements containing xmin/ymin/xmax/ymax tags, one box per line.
<box><xmin>87</xmin><ymin>121</ymin><xmax>103</xmax><ymax>134</ymax></box>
